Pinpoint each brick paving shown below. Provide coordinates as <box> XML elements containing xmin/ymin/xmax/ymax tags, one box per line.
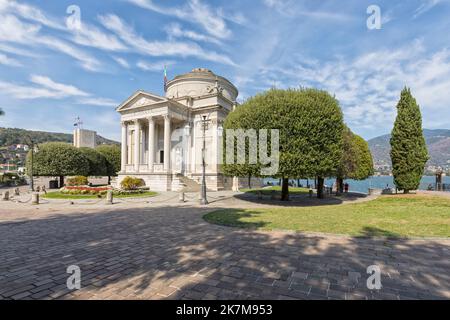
<box><xmin>0</xmin><ymin>196</ymin><xmax>449</xmax><ymax>300</ymax></box>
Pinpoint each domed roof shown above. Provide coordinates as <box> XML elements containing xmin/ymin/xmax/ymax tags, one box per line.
<box><xmin>166</xmin><ymin>68</ymin><xmax>238</xmax><ymax>101</ymax></box>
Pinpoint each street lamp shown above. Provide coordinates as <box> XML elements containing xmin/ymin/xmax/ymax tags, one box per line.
<box><xmin>200</xmin><ymin>115</ymin><xmax>209</xmax><ymax>205</ymax></box>
<box><xmin>25</xmin><ymin>136</ymin><xmax>35</xmax><ymax>192</ymax></box>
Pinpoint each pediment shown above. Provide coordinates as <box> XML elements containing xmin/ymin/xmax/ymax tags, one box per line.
<box><xmin>116</xmin><ymin>91</ymin><xmax>168</xmax><ymax>112</ymax></box>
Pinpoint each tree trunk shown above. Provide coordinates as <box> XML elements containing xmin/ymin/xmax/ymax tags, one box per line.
<box><xmin>297</xmin><ymin>179</ymin><xmax>301</xmax><ymax>187</ymax></box>
<box><xmin>336</xmin><ymin>177</ymin><xmax>344</xmax><ymax>195</ymax></box>
<box><xmin>59</xmin><ymin>176</ymin><xmax>64</xmax><ymax>188</ymax></box>
<box><xmin>317</xmin><ymin>176</ymin><xmax>324</xmax><ymax>199</ymax></box>
<box><xmin>248</xmin><ymin>175</ymin><xmax>252</xmax><ymax>189</ymax></box>
<box><xmin>404</xmin><ymin>189</ymin><xmax>409</xmax><ymax>194</ymax></box>
<box><xmin>281</xmin><ymin>177</ymin><xmax>289</xmax><ymax>201</ymax></box>
<box><xmin>108</xmin><ymin>176</ymin><xmax>111</xmax><ymax>185</ymax></box>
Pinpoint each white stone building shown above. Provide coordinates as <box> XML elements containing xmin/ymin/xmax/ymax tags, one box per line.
<box><xmin>73</xmin><ymin>129</ymin><xmax>97</xmax><ymax>149</ymax></box>
<box><xmin>116</xmin><ymin>68</ymin><xmax>240</xmax><ymax>191</ymax></box>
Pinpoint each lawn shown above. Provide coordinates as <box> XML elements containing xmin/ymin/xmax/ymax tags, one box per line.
<box><xmin>204</xmin><ymin>195</ymin><xmax>450</xmax><ymax>238</ymax></box>
<box><xmin>43</xmin><ymin>191</ymin><xmax>158</xmax><ymax>200</ymax></box>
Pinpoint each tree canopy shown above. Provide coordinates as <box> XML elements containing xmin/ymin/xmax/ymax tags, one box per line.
<box><xmin>223</xmin><ymin>88</ymin><xmax>345</xmax><ymax>199</ymax></box>
<box><xmin>79</xmin><ymin>147</ymin><xmax>108</xmax><ymax>176</ymax></box>
<box><xmin>390</xmin><ymin>88</ymin><xmax>429</xmax><ymax>193</ymax></box>
<box><xmin>96</xmin><ymin>144</ymin><xmax>121</xmax><ymax>178</ymax></box>
<box><xmin>26</xmin><ymin>142</ymin><xmax>90</xmax><ymax>185</ymax></box>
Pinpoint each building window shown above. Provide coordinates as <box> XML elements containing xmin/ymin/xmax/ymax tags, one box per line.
<box><xmin>159</xmin><ymin>150</ymin><xmax>164</xmax><ymax>163</ymax></box>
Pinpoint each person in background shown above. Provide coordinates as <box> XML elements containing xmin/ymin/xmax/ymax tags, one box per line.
<box><xmin>344</xmin><ymin>183</ymin><xmax>349</xmax><ymax>193</ymax></box>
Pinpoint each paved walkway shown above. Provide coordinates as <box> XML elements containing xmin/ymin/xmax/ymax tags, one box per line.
<box><xmin>0</xmin><ymin>192</ymin><xmax>449</xmax><ymax>300</ymax></box>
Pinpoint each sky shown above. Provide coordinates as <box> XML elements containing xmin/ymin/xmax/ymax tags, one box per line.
<box><xmin>1</xmin><ymin>0</ymin><xmax>450</xmax><ymax>141</ymax></box>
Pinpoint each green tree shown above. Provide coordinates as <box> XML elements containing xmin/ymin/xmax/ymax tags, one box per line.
<box><xmin>26</xmin><ymin>142</ymin><xmax>90</xmax><ymax>187</ymax></box>
<box><xmin>96</xmin><ymin>145</ymin><xmax>121</xmax><ymax>184</ymax></box>
<box><xmin>0</xmin><ymin>108</ymin><xmax>4</xmax><ymax>116</ymax></box>
<box><xmin>79</xmin><ymin>147</ymin><xmax>108</xmax><ymax>177</ymax></box>
<box><xmin>223</xmin><ymin>88</ymin><xmax>345</xmax><ymax>200</ymax></box>
<box><xmin>336</xmin><ymin>128</ymin><xmax>374</xmax><ymax>194</ymax></box>
<box><xmin>390</xmin><ymin>87</ymin><xmax>429</xmax><ymax>193</ymax></box>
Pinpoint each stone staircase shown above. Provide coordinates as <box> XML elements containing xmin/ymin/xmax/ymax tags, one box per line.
<box><xmin>174</xmin><ymin>174</ymin><xmax>201</xmax><ymax>192</ymax></box>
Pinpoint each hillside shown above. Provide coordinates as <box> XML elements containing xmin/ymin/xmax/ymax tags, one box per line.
<box><xmin>368</xmin><ymin>129</ymin><xmax>450</xmax><ymax>167</ymax></box>
<box><xmin>0</xmin><ymin>127</ymin><xmax>119</xmax><ymax>147</ymax></box>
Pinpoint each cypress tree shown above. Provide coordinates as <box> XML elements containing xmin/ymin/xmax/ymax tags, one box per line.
<box><xmin>390</xmin><ymin>88</ymin><xmax>429</xmax><ymax>193</ymax></box>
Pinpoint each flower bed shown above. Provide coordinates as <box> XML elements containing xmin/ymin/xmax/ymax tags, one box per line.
<box><xmin>61</xmin><ymin>186</ymin><xmax>111</xmax><ymax>196</ymax></box>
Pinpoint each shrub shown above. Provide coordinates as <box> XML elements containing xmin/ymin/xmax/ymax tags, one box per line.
<box><xmin>120</xmin><ymin>176</ymin><xmax>145</xmax><ymax>190</ymax></box>
<box><xmin>66</xmin><ymin>176</ymin><xmax>89</xmax><ymax>186</ymax></box>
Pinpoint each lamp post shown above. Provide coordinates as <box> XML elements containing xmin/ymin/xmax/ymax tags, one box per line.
<box><xmin>200</xmin><ymin>115</ymin><xmax>209</xmax><ymax>205</ymax></box>
<box><xmin>26</xmin><ymin>136</ymin><xmax>35</xmax><ymax>192</ymax></box>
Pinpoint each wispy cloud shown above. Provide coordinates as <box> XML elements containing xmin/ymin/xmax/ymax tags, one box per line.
<box><xmin>99</xmin><ymin>14</ymin><xmax>235</xmax><ymax>65</ymax></box>
<box><xmin>414</xmin><ymin>0</ymin><xmax>444</xmax><ymax>18</ymax></box>
<box><xmin>165</xmin><ymin>23</ymin><xmax>222</xmax><ymax>45</ymax></box>
<box><xmin>0</xmin><ymin>74</ymin><xmax>117</xmax><ymax>107</ymax></box>
<box><xmin>0</xmin><ymin>14</ymin><xmax>101</xmax><ymax>71</ymax></box>
<box><xmin>244</xmin><ymin>40</ymin><xmax>450</xmax><ymax>135</ymax></box>
<box><xmin>112</xmin><ymin>56</ymin><xmax>130</xmax><ymax>68</ymax></box>
<box><xmin>136</xmin><ymin>60</ymin><xmax>175</xmax><ymax>72</ymax></box>
<box><xmin>0</xmin><ymin>52</ymin><xmax>22</xmax><ymax>67</ymax></box>
<box><xmin>127</xmin><ymin>0</ymin><xmax>233</xmax><ymax>39</ymax></box>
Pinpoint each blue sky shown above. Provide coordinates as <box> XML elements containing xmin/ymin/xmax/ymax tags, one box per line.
<box><xmin>1</xmin><ymin>0</ymin><xmax>450</xmax><ymax>141</ymax></box>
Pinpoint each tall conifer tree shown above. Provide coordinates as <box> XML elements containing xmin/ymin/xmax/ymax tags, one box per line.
<box><xmin>390</xmin><ymin>88</ymin><xmax>429</xmax><ymax>193</ymax></box>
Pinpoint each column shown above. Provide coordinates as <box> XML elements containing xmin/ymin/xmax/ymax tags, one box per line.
<box><xmin>121</xmin><ymin>122</ymin><xmax>127</xmax><ymax>172</ymax></box>
<box><xmin>148</xmin><ymin>117</ymin><xmax>155</xmax><ymax>172</ymax></box>
<box><xmin>134</xmin><ymin>119</ymin><xmax>140</xmax><ymax>172</ymax></box>
<box><xmin>164</xmin><ymin>115</ymin><xmax>171</xmax><ymax>172</ymax></box>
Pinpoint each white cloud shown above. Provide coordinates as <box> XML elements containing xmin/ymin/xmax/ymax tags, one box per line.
<box><xmin>0</xmin><ymin>53</ymin><xmax>22</xmax><ymax>67</ymax></box>
<box><xmin>99</xmin><ymin>14</ymin><xmax>235</xmax><ymax>66</ymax></box>
<box><xmin>112</xmin><ymin>56</ymin><xmax>130</xmax><ymax>68</ymax></box>
<box><xmin>0</xmin><ymin>74</ymin><xmax>116</xmax><ymax>107</ymax></box>
<box><xmin>127</xmin><ymin>0</ymin><xmax>232</xmax><ymax>39</ymax></box>
<box><xmin>243</xmin><ymin>40</ymin><xmax>450</xmax><ymax>135</ymax></box>
<box><xmin>136</xmin><ymin>60</ymin><xmax>175</xmax><ymax>72</ymax></box>
<box><xmin>0</xmin><ymin>14</ymin><xmax>101</xmax><ymax>71</ymax></box>
<box><xmin>165</xmin><ymin>23</ymin><xmax>222</xmax><ymax>45</ymax></box>
<box><xmin>414</xmin><ymin>0</ymin><xmax>445</xmax><ymax>18</ymax></box>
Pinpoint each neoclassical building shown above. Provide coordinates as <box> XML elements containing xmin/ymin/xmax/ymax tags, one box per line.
<box><xmin>116</xmin><ymin>68</ymin><xmax>239</xmax><ymax>191</ymax></box>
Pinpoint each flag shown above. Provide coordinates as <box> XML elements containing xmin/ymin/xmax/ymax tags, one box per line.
<box><xmin>164</xmin><ymin>65</ymin><xmax>168</xmax><ymax>92</ymax></box>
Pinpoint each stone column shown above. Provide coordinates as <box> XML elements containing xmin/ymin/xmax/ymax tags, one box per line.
<box><xmin>134</xmin><ymin>119</ymin><xmax>140</xmax><ymax>172</ymax></box>
<box><xmin>148</xmin><ymin>117</ymin><xmax>155</xmax><ymax>172</ymax></box>
<box><xmin>121</xmin><ymin>122</ymin><xmax>127</xmax><ymax>172</ymax></box>
<box><xmin>164</xmin><ymin>115</ymin><xmax>171</xmax><ymax>172</ymax></box>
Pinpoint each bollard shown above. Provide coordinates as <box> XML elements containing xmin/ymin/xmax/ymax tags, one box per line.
<box><xmin>14</xmin><ymin>188</ymin><xmax>20</xmax><ymax>196</ymax></box>
<box><xmin>179</xmin><ymin>191</ymin><xmax>185</xmax><ymax>203</ymax></box>
<box><xmin>31</xmin><ymin>192</ymin><xmax>39</xmax><ymax>205</ymax></box>
<box><xmin>106</xmin><ymin>190</ymin><xmax>113</xmax><ymax>205</ymax></box>
<box><xmin>2</xmin><ymin>191</ymin><xmax>9</xmax><ymax>201</ymax></box>
<box><xmin>309</xmin><ymin>189</ymin><xmax>313</xmax><ymax>198</ymax></box>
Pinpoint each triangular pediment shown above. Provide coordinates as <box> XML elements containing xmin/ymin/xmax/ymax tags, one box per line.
<box><xmin>116</xmin><ymin>90</ymin><xmax>168</xmax><ymax>112</ymax></box>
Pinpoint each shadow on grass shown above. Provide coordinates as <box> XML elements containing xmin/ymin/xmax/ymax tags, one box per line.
<box><xmin>357</xmin><ymin>226</ymin><xmax>402</xmax><ymax>239</ymax></box>
<box><xmin>203</xmin><ymin>209</ymin><xmax>268</xmax><ymax>230</ymax></box>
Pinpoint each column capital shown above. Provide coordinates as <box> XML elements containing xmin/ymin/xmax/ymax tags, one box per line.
<box><xmin>164</xmin><ymin>114</ymin><xmax>171</xmax><ymax>121</ymax></box>
<box><xmin>147</xmin><ymin>116</ymin><xmax>154</xmax><ymax>123</ymax></box>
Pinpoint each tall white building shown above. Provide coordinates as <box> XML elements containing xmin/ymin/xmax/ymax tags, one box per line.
<box><xmin>73</xmin><ymin>129</ymin><xmax>96</xmax><ymax>149</ymax></box>
<box><xmin>116</xmin><ymin>68</ymin><xmax>241</xmax><ymax>191</ymax></box>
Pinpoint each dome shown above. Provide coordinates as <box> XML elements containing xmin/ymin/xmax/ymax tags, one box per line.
<box><xmin>165</xmin><ymin>68</ymin><xmax>238</xmax><ymax>102</ymax></box>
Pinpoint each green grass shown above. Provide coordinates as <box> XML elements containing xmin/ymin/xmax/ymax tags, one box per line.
<box><xmin>240</xmin><ymin>186</ymin><xmax>310</xmax><ymax>195</ymax></box>
<box><xmin>43</xmin><ymin>191</ymin><xmax>158</xmax><ymax>200</ymax></box>
<box><xmin>204</xmin><ymin>195</ymin><xmax>450</xmax><ymax>238</ymax></box>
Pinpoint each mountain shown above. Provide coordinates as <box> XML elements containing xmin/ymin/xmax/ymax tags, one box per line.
<box><xmin>0</xmin><ymin>127</ymin><xmax>119</xmax><ymax>147</ymax></box>
<box><xmin>368</xmin><ymin>129</ymin><xmax>450</xmax><ymax>168</ymax></box>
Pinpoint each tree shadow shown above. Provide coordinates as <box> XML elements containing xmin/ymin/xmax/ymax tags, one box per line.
<box><xmin>0</xmin><ymin>205</ymin><xmax>448</xmax><ymax>300</ymax></box>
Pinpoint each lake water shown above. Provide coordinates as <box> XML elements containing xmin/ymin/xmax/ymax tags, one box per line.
<box><xmin>264</xmin><ymin>176</ymin><xmax>450</xmax><ymax>194</ymax></box>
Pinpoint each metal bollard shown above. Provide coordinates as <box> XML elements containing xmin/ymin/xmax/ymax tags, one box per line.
<box><xmin>179</xmin><ymin>191</ymin><xmax>185</xmax><ymax>203</ymax></box>
<box><xmin>106</xmin><ymin>190</ymin><xmax>113</xmax><ymax>205</ymax></box>
<box><xmin>2</xmin><ymin>191</ymin><xmax>9</xmax><ymax>201</ymax></box>
<box><xmin>31</xmin><ymin>192</ymin><xmax>39</xmax><ymax>205</ymax></box>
